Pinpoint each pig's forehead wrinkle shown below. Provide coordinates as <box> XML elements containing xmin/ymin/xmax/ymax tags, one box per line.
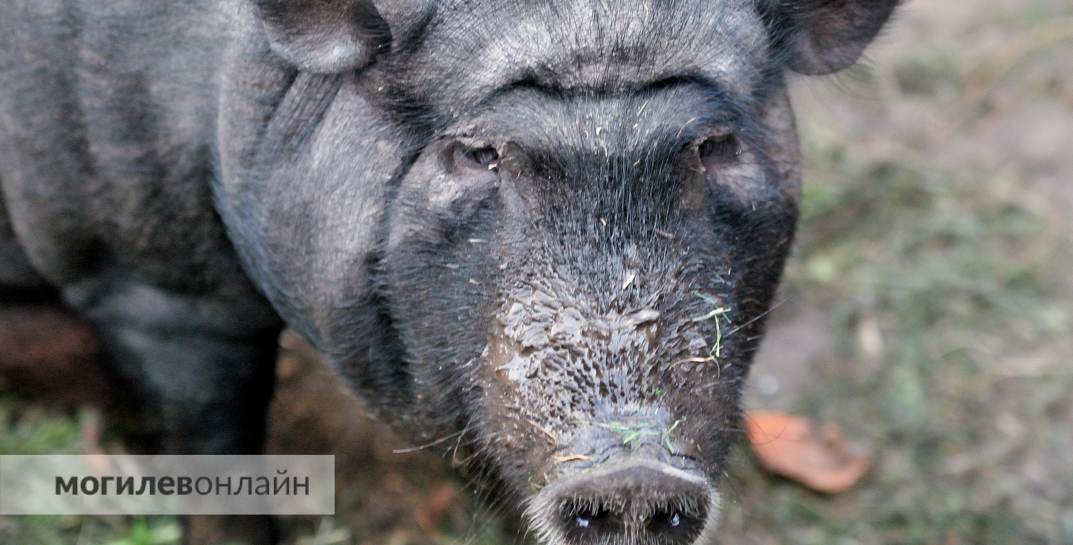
<box><xmin>468</xmin><ymin>84</ymin><xmax>744</xmax><ymax>166</ymax></box>
<box><xmin>402</xmin><ymin>0</ymin><xmax>769</xmax><ymax>107</ymax></box>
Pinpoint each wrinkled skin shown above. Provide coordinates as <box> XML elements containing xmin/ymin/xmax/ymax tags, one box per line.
<box><xmin>0</xmin><ymin>1</ymin><xmax>899</xmax><ymax>544</ymax></box>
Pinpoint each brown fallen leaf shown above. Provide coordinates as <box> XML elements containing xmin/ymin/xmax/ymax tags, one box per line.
<box><xmin>745</xmin><ymin>411</ymin><xmax>871</xmax><ymax>494</ymax></box>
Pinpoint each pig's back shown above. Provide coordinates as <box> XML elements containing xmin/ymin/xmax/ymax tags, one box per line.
<box><xmin>0</xmin><ymin>0</ymin><xmax>265</xmax><ymax>305</ymax></box>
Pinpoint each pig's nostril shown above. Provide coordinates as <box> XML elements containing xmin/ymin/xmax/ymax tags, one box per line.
<box><xmin>561</xmin><ymin>504</ymin><xmax>619</xmax><ymax>541</ymax></box>
<box><xmin>573</xmin><ymin>508</ymin><xmax>607</xmax><ymax>529</ymax></box>
<box><xmin>646</xmin><ymin>507</ymin><xmax>703</xmax><ymax>542</ymax></box>
<box><xmin>555</xmin><ymin>501</ymin><xmax>705</xmax><ymax>544</ymax></box>
<box><xmin>536</xmin><ymin>461</ymin><xmax>713</xmax><ymax>545</ymax></box>
<box><xmin>652</xmin><ymin>509</ymin><xmax>682</xmax><ymax>529</ymax></box>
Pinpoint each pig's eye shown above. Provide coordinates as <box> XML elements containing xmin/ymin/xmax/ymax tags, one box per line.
<box><xmin>442</xmin><ymin>141</ymin><xmax>501</xmax><ymax>176</ymax></box>
<box><xmin>467</xmin><ymin>146</ymin><xmax>500</xmax><ymax>168</ymax></box>
<box><xmin>449</xmin><ymin>143</ymin><xmax>500</xmax><ymax>173</ymax></box>
<box><xmin>697</xmin><ymin>133</ymin><xmax>740</xmax><ymax>170</ymax></box>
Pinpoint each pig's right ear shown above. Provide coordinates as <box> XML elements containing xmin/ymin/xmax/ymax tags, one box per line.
<box><xmin>763</xmin><ymin>0</ymin><xmax>902</xmax><ymax>76</ymax></box>
<box><xmin>251</xmin><ymin>0</ymin><xmax>391</xmax><ymax>74</ymax></box>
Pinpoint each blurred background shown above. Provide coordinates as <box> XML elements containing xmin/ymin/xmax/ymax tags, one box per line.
<box><xmin>1</xmin><ymin>0</ymin><xmax>1071</xmax><ymax>543</ymax></box>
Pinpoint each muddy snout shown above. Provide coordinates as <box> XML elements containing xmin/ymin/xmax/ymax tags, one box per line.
<box><xmin>528</xmin><ymin>460</ymin><xmax>717</xmax><ymax>545</ymax></box>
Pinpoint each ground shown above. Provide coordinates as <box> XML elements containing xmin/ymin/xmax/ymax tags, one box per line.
<box><xmin>1</xmin><ymin>0</ymin><xmax>1071</xmax><ymax>543</ymax></box>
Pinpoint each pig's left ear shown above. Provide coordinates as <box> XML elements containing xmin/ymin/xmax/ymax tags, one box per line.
<box><xmin>251</xmin><ymin>0</ymin><xmax>391</xmax><ymax>74</ymax></box>
<box><xmin>763</xmin><ymin>0</ymin><xmax>902</xmax><ymax>76</ymax></box>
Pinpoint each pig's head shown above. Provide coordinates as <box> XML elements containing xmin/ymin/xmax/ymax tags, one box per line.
<box><xmin>217</xmin><ymin>1</ymin><xmax>899</xmax><ymax>543</ymax></box>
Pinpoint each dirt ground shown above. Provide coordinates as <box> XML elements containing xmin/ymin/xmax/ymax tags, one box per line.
<box><xmin>1</xmin><ymin>0</ymin><xmax>1071</xmax><ymax>544</ymax></box>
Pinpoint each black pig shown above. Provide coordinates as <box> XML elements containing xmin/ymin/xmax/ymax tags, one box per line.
<box><xmin>0</xmin><ymin>1</ymin><xmax>899</xmax><ymax>543</ymax></box>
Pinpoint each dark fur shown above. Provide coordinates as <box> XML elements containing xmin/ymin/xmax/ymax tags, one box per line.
<box><xmin>0</xmin><ymin>1</ymin><xmax>899</xmax><ymax>543</ymax></box>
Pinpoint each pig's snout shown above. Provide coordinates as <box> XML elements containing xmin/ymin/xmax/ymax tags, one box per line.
<box><xmin>528</xmin><ymin>460</ymin><xmax>718</xmax><ymax>545</ymax></box>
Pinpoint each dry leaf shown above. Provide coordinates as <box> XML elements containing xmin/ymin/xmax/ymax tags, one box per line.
<box><xmin>745</xmin><ymin>411</ymin><xmax>871</xmax><ymax>494</ymax></box>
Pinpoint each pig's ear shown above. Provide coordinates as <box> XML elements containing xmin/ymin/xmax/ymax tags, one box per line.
<box><xmin>763</xmin><ymin>0</ymin><xmax>901</xmax><ymax>76</ymax></box>
<box><xmin>251</xmin><ymin>0</ymin><xmax>391</xmax><ymax>74</ymax></box>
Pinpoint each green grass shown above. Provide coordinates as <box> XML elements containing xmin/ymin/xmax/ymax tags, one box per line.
<box><xmin>719</xmin><ymin>153</ymin><xmax>1072</xmax><ymax>545</ymax></box>
<box><xmin>100</xmin><ymin>519</ymin><xmax>181</xmax><ymax>545</ymax></box>
<box><xmin>0</xmin><ymin>394</ymin><xmax>182</xmax><ymax>545</ymax></box>
<box><xmin>691</xmin><ymin>293</ymin><xmax>731</xmax><ymax>361</ymax></box>
<box><xmin>0</xmin><ymin>394</ymin><xmax>82</xmax><ymax>455</ymax></box>
<box><xmin>596</xmin><ymin>419</ymin><xmax>683</xmax><ymax>452</ymax></box>
<box><xmin>714</xmin><ymin>2</ymin><xmax>1073</xmax><ymax>539</ymax></box>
